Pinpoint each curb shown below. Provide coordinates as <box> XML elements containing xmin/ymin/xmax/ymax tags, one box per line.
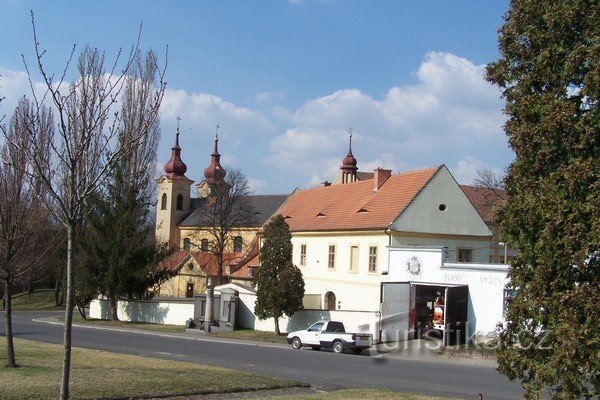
<box><xmin>32</xmin><ymin>317</ymin><xmax>290</xmax><ymax>350</ymax></box>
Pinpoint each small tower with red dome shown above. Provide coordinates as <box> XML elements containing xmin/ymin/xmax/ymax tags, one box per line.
<box><xmin>340</xmin><ymin>131</ymin><xmax>358</xmax><ymax>184</ymax></box>
<box><xmin>197</xmin><ymin>125</ymin><xmax>229</xmax><ymax>197</ymax></box>
<box><xmin>156</xmin><ymin>122</ymin><xmax>194</xmax><ymax>248</ymax></box>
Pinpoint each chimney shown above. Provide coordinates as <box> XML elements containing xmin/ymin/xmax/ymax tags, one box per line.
<box><xmin>322</xmin><ymin>181</ymin><xmax>331</xmax><ymax>187</ymax></box>
<box><xmin>373</xmin><ymin>168</ymin><xmax>392</xmax><ymax>191</ymax></box>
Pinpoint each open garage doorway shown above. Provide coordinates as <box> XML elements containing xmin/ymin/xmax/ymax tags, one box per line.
<box><xmin>380</xmin><ymin>282</ymin><xmax>469</xmax><ymax>346</ymax></box>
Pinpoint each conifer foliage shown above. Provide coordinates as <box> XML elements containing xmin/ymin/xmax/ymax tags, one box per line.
<box><xmin>486</xmin><ymin>1</ymin><xmax>599</xmax><ymax>398</ymax></box>
<box><xmin>254</xmin><ymin>214</ymin><xmax>304</xmax><ymax>335</ymax></box>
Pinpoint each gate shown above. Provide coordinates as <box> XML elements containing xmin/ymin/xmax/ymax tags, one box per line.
<box><xmin>380</xmin><ymin>283</ymin><xmax>411</xmax><ymax>343</ymax></box>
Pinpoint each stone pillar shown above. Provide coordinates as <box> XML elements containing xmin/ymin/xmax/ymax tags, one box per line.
<box><xmin>204</xmin><ymin>277</ymin><xmax>214</xmax><ymax>330</ymax></box>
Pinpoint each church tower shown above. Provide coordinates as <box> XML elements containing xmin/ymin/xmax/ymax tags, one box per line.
<box><xmin>156</xmin><ymin>127</ymin><xmax>194</xmax><ymax>248</ymax></box>
<box><xmin>196</xmin><ymin>129</ymin><xmax>228</xmax><ymax>197</ymax></box>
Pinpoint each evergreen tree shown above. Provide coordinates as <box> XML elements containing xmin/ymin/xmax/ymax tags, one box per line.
<box><xmin>486</xmin><ymin>1</ymin><xmax>599</xmax><ymax>398</ymax></box>
<box><xmin>254</xmin><ymin>214</ymin><xmax>304</xmax><ymax>335</ymax></box>
<box><xmin>77</xmin><ymin>50</ymin><xmax>170</xmax><ymax>321</ymax></box>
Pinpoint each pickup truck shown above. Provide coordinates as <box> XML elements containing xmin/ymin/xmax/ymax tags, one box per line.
<box><xmin>286</xmin><ymin>320</ymin><xmax>373</xmax><ymax>354</ymax></box>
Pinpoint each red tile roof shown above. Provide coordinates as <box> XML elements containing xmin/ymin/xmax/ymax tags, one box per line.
<box><xmin>460</xmin><ymin>185</ymin><xmax>506</xmax><ymax>224</ymax></box>
<box><xmin>277</xmin><ymin>167</ymin><xmax>439</xmax><ymax>232</ymax></box>
<box><xmin>159</xmin><ymin>250</ymin><xmax>252</xmax><ymax>280</ymax></box>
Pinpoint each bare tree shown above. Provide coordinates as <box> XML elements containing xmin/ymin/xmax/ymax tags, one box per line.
<box><xmin>76</xmin><ymin>50</ymin><xmax>166</xmax><ymax>321</ymax></box>
<box><xmin>193</xmin><ymin>168</ymin><xmax>256</xmax><ymax>286</ymax></box>
<box><xmin>14</xmin><ymin>14</ymin><xmax>166</xmax><ymax>399</ymax></box>
<box><xmin>0</xmin><ymin>97</ymin><xmax>53</xmax><ymax>367</ymax></box>
<box><xmin>473</xmin><ymin>168</ymin><xmax>506</xmax><ymax>198</ymax></box>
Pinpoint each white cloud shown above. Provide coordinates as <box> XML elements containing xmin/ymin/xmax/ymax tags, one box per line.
<box><xmin>265</xmin><ymin>52</ymin><xmax>508</xmax><ymax>188</ymax></box>
<box><xmin>2</xmin><ymin>52</ymin><xmax>512</xmax><ymax>194</ymax></box>
<box><xmin>451</xmin><ymin>156</ymin><xmax>504</xmax><ymax>185</ymax></box>
<box><xmin>162</xmin><ymin>89</ymin><xmax>273</xmax><ymax>135</ymax></box>
<box><xmin>247</xmin><ymin>178</ymin><xmax>268</xmax><ymax>193</ymax></box>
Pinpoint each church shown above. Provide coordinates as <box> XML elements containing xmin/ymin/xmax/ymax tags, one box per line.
<box><xmin>153</xmin><ymin>128</ymin><xmax>288</xmax><ymax>297</ymax></box>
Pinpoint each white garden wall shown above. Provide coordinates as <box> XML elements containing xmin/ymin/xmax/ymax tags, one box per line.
<box><xmin>89</xmin><ymin>298</ymin><xmax>194</xmax><ymax>325</ymax></box>
<box><xmin>230</xmin><ymin>286</ymin><xmax>379</xmax><ymax>336</ymax></box>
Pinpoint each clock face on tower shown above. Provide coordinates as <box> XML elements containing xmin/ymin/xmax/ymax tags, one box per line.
<box><xmin>197</xmin><ymin>181</ymin><xmax>211</xmax><ymax>197</ymax></box>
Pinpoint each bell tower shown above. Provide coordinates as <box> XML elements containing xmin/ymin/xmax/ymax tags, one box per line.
<box><xmin>197</xmin><ymin>124</ymin><xmax>228</xmax><ymax>198</ymax></box>
<box><xmin>156</xmin><ymin>124</ymin><xmax>194</xmax><ymax>248</ymax></box>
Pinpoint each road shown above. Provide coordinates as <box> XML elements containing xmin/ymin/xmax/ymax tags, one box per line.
<box><xmin>2</xmin><ymin>311</ymin><xmax>523</xmax><ymax>399</ymax></box>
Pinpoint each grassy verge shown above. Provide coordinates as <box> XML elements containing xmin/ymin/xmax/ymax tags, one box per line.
<box><xmin>71</xmin><ymin>316</ymin><xmax>288</xmax><ymax>343</ymax></box>
<box><xmin>279</xmin><ymin>388</ymin><xmax>455</xmax><ymax>399</ymax></box>
<box><xmin>70</xmin><ymin>316</ymin><xmax>186</xmax><ymax>333</ymax></box>
<box><xmin>10</xmin><ymin>290</ymin><xmax>63</xmax><ymax>311</ymax></box>
<box><xmin>206</xmin><ymin>328</ymin><xmax>289</xmax><ymax>344</ymax></box>
<box><xmin>440</xmin><ymin>343</ymin><xmax>497</xmax><ymax>359</ymax></box>
<box><xmin>0</xmin><ymin>338</ymin><xmax>302</xmax><ymax>400</ymax></box>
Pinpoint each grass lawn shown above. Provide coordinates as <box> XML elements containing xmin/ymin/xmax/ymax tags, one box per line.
<box><xmin>10</xmin><ymin>290</ymin><xmax>63</xmax><ymax>311</ymax></box>
<box><xmin>279</xmin><ymin>388</ymin><xmax>456</xmax><ymax>399</ymax></box>
<box><xmin>69</xmin><ymin>317</ymin><xmax>288</xmax><ymax>343</ymax></box>
<box><xmin>0</xmin><ymin>338</ymin><xmax>302</xmax><ymax>400</ymax></box>
<box><xmin>440</xmin><ymin>343</ymin><xmax>497</xmax><ymax>359</ymax></box>
<box><xmin>207</xmin><ymin>328</ymin><xmax>289</xmax><ymax>344</ymax></box>
<box><xmin>70</xmin><ymin>316</ymin><xmax>186</xmax><ymax>333</ymax></box>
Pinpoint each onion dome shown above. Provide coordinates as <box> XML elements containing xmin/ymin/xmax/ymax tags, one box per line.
<box><xmin>340</xmin><ymin>132</ymin><xmax>358</xmax><ymax>183</ymax></box>
<box><xmin>203</xmin><ymin>133</ymin><xmax>226</xmax><ymax>183</ymax></box>
<box><xmin>164</xmin><ymin>129</ymin><xmax>188</xmax><ymax>179</ymax></box>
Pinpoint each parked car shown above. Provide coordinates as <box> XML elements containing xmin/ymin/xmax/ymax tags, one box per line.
<box><xmin>286</xmin><ymin>320</ymin><xmax>373</xmax><ymax>354</ymax></box>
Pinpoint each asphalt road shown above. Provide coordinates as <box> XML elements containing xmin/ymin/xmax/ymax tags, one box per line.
<box><xmin>1</xmin><ymin>311</ymin><xmax>523</xmax><ymax>399</ymax></box>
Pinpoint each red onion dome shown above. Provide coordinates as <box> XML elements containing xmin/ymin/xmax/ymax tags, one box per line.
<box><xmin>164</xmin><ymin>130</ymin><xmax>188</xmax><ymax>178</ymax></box>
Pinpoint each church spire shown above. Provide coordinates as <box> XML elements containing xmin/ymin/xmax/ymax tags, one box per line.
<box><xmin>163</xmin><ymin>118</ymin><xmax>188</xmax><ymax>179</ymax></box>
<box><xmin>340</xmin><ymin>129</ymin><xmax>358</xmax><ymax>184</ymax></box>
<box><xmin>203</xmin><ymin>124</ymin><xmax>226</xmax><ymax>183</ymax></box>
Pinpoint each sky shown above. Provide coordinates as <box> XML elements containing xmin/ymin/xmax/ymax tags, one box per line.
<box><xmin>0</xmin><ymin>1</ymin><xmax>512</xmax><ymax>194</ymax></box>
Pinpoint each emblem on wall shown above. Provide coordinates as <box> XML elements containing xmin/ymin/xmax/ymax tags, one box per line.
<box><xmin>406</xmin><ymin>256</ymin><xmax>422</xmax><ymax>275</ymax></box>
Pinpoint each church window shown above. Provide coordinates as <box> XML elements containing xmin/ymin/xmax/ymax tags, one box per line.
<box><xmin>234</xmin><ymin>236</ymin><xmax>243</xmax><ymax>252</ymax></box>
<box><xmin>176</xmin><ymin>194</ymin><xmax>184</xmax><ymax>210</ymax></box>
<box><xmin>186</xmin><ymin>282</ymin><xmax>194</xmax><ymax>298</ymax></box>
<box><xmin>201</xmin><ymin>239</ymin><xmax>209</xmax><ymax>252</ymax></box>
<box><xmin>183</xmin><ymin>238</ymin><xmax>191</xmax><ymax>250</ymax></box>
<box><xmin>161</xmin><ymin>193</ymin><xmax>167</xmax><ymax>210</ymax></box>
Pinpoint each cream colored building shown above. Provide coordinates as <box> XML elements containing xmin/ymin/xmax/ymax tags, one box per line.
<box><xmin>276</xmin><ymin>140</ymin><xmax>493</xmax><ymax>313</ymax></box>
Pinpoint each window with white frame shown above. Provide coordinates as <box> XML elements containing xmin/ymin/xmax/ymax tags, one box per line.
<box><xmin>349</xmin><ymin>245</ymin><xmax>359</xmax><ymax>273</ymax></box>
<box><xmin>328</xmin><ymin>245</ymin><xmax>336</xmax><ymax>269</ymax></box>
<box><xmin>368</xmin><ymin>246</ymin><xmax>377</xmax><ymax>273</ymax></box>
<box><xmin>300</xmin><ymin>244</ymin><xmax>307</xmax><ymax>266</ymax></box>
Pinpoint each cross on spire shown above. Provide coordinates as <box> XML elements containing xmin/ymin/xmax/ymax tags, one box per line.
<box><xmin>175</xmin><ymin>116</ymin><xmax>182</xmax><ymax>146</ymax></box>
<box><xmin>215</xmin><ymin>123</ymin><xmax>220</xmax><ymax>140</ymax></box>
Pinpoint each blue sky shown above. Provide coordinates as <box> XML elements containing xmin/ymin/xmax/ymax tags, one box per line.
<box><xmin>1</xmin><ymin>1</ymin><xmax>512</xmax><ymax>194</ymax></box>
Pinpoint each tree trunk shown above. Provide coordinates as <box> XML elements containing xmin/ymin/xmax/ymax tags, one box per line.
<box><xmin>110</xmin><ymin>294</ymin><xmax>119</xmax><ymax>321</ymax></box>
<box><xmin>217</xmin><ymin>252</ymin><xmax>223</xmax><ymax>286</ymax></box>
<box><xmin>59</xmin><ymin>223</ymin><xmax>75</xmax><ymax>400</ymax></box>
<box><xmin>3</xmin><ymin>280</ymin><xmax>16</xmax><ymax>367</ymax></box>
<box><xmin>54</xmin><ymin>274</ymin><xmax>63</xmax><ymax>307</ymax></box>
<box><xmin>274</xmin><ymin>317</ymin><xmax>280</xmax><ymax>336</ymax></box>
<box><xmin>76</xmin><ymin>304</ymin><xmax>87</xmax><ymax>320</ymax></box>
